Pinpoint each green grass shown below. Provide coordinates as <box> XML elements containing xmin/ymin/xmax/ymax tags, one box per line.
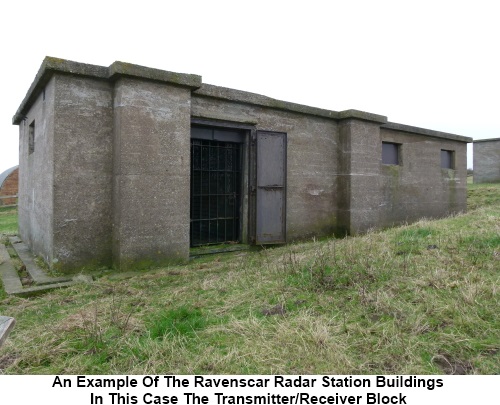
<box><xmin>0</xmin><ymin>206</ymin><xmax>17</xmax><ymax>235</ymax></box>
<box><xmin>467</xmin><ymin>182</ymin><xmax>500</xmax><ymax>210</ymax></box>
<box><xmin>147</xmin><ymin>307</ymin><xmax>207</xmax><ymax>339</ymax></box>
<box><xmin>0</xmin><ymin>185</ymin><xmax>499</xmax><ymax>374</ymax></box>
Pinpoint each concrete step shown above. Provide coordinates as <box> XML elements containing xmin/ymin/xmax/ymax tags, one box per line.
<box><xmin>0</xmin><ymin>244</ymin><xmax>23</xmax><ymax>293</ymax></box>
<box><xmin>9</xmin><ymin>236</ymin><xmax>73</xmax><ymax>284</ymax></box>
<box><xmin>0</xmin><ymin>239</ymin><xmax>93</xmax><ymax>296</ymax></box>
<box><xmin>0</xmin><ymin>316</ymin><xmax>15</xmax><ymax>347</ymax></box>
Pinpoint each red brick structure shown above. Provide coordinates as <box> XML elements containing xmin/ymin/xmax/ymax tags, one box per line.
<box><xmin>0</xmin><ymin>166</ymin><xmax>18</xmax><ymax>206</ymax></box>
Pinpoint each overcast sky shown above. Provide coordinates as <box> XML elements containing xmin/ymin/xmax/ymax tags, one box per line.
<box><xmin>1</xmin><ymin>0</ymin><xmax>499</xmax><ymax>173</ymax></box>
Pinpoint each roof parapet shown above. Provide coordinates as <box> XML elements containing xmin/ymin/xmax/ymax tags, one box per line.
<box><xmin>382</xmin><ymin>122</ymin><xmax>472</xmax><ymax>143</ymax></box>
<box><xmin>194</xmin><ymin>84</ymin><xmax>339</xmax><ymax>120</ymax></box>
<box><xmin>338</xmin><ymin>109</ymin><xmax>388</xmax><ymax>124</ymax></box>
<box><xmin>108</xmin><ymin>61</ymin><xmax>201</xmax><ymax>89</ymax></box>
<box><xmin>12</xmin><ymin>57</ymin><xmax>475</xmax><ymax>145</ymax></box>
<box><xmin>473</xmin><ymin>137</ymin><xmax>500</xmax><ymax>143</ymax></box>
<box><xmin>13</xmin><ymin>57</ymin><xmax>201</xmax><ymax>124</ymax></box>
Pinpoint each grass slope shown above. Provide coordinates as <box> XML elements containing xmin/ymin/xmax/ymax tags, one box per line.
<box><xmin>0</xmin><ymin>185</ymin><xmax>499</xmax><ymax>374</ymax></box>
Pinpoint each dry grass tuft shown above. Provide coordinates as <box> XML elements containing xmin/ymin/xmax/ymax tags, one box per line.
<box><xmin>0</xmin><ymin>183</ymin><xmax>499</xmax><ymax>374</ymax></box>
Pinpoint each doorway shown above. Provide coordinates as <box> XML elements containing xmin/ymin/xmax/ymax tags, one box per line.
<box><xmin>190</xmin><ymin>126</ymin><xmax>244</xmax><ymax>246</ymax></box>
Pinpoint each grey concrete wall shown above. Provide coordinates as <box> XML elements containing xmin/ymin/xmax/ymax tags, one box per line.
<box><xmin>378</xmin><ymin>128</ymin><xmax>468</xmax><ymax>227</ymax></box>
<box><xmin>14</xmin><ymin>57</ymin><xmax>472</xmax><ymax>272</ymax></box>
<box><xmin>338</xmin><ymin>119</ymin><xmax>383</xmax><ymax>235</ymax></box>
<box><xmin>474</xmin><ymin>139</ymin><xmax>500</xmax><ymax>183</ymax></box>
<box><xmin>52</xmin><ymin>75</ymin><xmax>114</xmax><ymax>271</ymax></box>
<box><xmin>191</xmin><ymin>92</ymin><xmax>340</xmax><ymax>241</ymax></box>
<box><xmin>113</xmin><ymin>78</ymin><xmax>192</xmax><ymax>270</ymax></box>
<box><xmin>18</xmin><ymin>77</ymin><xmax>55</xmax><ymax>264</ymax></box>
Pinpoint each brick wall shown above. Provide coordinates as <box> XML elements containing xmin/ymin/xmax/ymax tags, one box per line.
<box><xmin>0</xmin><ymin>168</ymin><xmax>19</xmax><ymax>205</ymax></box>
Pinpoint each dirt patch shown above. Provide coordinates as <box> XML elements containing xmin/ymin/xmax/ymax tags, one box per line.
<box><xmin>482</xmin><ymin>347</ymin><xmax>499</xmax><ymax>356</ymax></box>
<box><xmin>59</xmin><ymin>298</ymin><xmax>75</xmax><ymax>304</ymax></box>
<box><xmin>262</xmin><ymin>303</ymin><xmax>286</xmax><ymax>316</ymax></box>
<box><xmin>0</xmin><ymin>353</ymin><xmax>18</xmax><ymax>370</ymax></box>
<box><xmin>433</xmin><ymin>354</ymin><xmax>474</xmax><ymax>375</ymax></box>
<box><xmin>57</xmin><ymin>307</ymin><xmax>143</xmax><ymax>334</ymax></box>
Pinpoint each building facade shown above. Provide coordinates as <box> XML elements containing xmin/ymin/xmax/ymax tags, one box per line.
<box><xmin>473</xmin><ymin>138</ymin><xmax>500</xmax><ymax>183</ymax></box>
<box><xmin>13</xmin><ymin>57</ymin><xmax>471</xmax><ymax>272</ymax></box>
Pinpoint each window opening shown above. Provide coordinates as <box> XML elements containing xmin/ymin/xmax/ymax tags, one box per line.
<box><xmin>382</xmin><ymin>142</ymin><xmax>400</xmax><ymax>165</ymax></box>
<box><xmin>28</xmin><ymin>121</ymin><xmax>35</xmax><ymax>155</ymax></box>
<box><xmin>441</xmin><ymin>150</ymin><xmax>454</xmax><ymax>169</ymax></box>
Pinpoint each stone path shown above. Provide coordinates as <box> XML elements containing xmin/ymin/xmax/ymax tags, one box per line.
<box><xmin>0</xmin><ymin>237</ymin><xmax>92</xmax><ymax>297</ymax></box>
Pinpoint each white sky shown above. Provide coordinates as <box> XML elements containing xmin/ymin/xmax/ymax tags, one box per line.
<box><xmin>1</xmin><ymin>0</ymin><xmax>499</xmax><ymax>173</ymax></box>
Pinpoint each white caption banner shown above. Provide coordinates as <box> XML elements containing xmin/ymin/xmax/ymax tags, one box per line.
<box><xmin>0</xmin><ymin>375</ymin><xmax>497</xmax><ymax>405</ymax></box>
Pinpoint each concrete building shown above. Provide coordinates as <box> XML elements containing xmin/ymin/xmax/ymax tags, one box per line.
<box><xmin>0</xmin><ymin>165</ymin><xmax>19</xmax><ymax>206</ymax></box>
<box><xmin>473</xmin><ymin>138</ymin><xmax>500</xmax><ymax>183</ymax></box>
<box><xmin>13</xmin><ymin>57</ymin><xmax>472</xmax><ymax>272</ymax></box>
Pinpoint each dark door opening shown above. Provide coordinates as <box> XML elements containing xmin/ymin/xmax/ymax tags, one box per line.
<box><xmin>190</xmin><ymin>135</ymin><xmax>242</xmax><ymax>246</ymax></box>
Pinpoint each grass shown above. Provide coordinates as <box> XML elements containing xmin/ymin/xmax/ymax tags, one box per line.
<box><xmin>0</xmin><ymin>185</ymin><xmax>499</xmax><ymax>374</ymax></box>
<box><xmin>467</xmin><ymin>182</ymin><xmax>500</xmax><ymax>210</ymax></box>
<box><xmin>0</xmin><ymin>206</ymin><xmax>17</xmax><ymax>236</ymax></box>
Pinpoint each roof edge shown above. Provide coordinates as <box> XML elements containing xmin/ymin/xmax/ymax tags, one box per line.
<box><xmin>338</xmin><ymin>109</ymin><xmax>388</xmax><ymax>124</ymax></box>
<box><xmin>108</xmin><ymin>61</ymin><xmax>201</xmax><ymax>89</ymax></box>
<box><xmin>13</xmin><ymin>57</ymin><xmax>108</xmax><ymax>124</ymax></box>
<box><xmin>194</xmin><ymin>84</ymin><xmax>340</xmax><ymax>120</ymax></box>
<box><xmin>13</xmin><ymin>57</ymin><xmax>202</xmax><ymax>124</ymax></box>
<box><xmin>473</xmin><ymin>137</ymin><xmax>500</xmax><ymax>143</ymax></box>
<box><xmin>382</xmin><ymin>122</ymin><xmax>472</xmax><ymax>143</ymax></box>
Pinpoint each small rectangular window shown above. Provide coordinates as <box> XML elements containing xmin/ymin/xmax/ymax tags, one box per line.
<box><xmin>28</xmin><ymin>120</ymin><xmax>35</xmax><ymax>155</ymax></box>
<box><xmin>382</xmin><ymin>142</ymin><xmax>400</xmax><ymax>165</ymax></box>
<box><xmin>441</xmin><ymin>149</ymin><xmax>454</xmax><ymax>169</ymax></box>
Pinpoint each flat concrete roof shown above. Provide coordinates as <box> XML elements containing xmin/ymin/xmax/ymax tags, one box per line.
<box><xmin>12</xmin><ymin>57</ymin><xmax>471</xmax><ymax>143</ymax></box>
<box><xmin>13</xmin><ymin>57</ymin><xmax>202</xmax><ymax>124</ymax></box>
<box><xmin>194</xmin><ymin>84</ymin><xmax>388</xmax><ymax>124</ymax></box>
<box><xmin>382</xmin><ymin>122</ymin><xmax>472</xmax><ymax>143</ymax></box>
<box><xmin>473</xmin><ymin>137</ymin><xmax>500</xmax><ymax>143</ymax></box>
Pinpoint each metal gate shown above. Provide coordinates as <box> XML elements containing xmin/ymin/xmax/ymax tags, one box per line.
<box><xmin>190</xmin><ymin>136</ymin><xmax>242</xmax><ymax>246</ymax></box>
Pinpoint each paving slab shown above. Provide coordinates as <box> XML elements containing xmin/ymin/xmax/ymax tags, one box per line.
<box><xmin>10</xmin><ymin>281</ymin><xmax>80</xmax><ymax>297</ymax></box>
<box><xmin>0</xmin><ymin>240</ymin><xmax>94</xmax><ymax>296</ymax></box>
<box><xmin>0</xmin><ymin>316</ymin><xmax>15</xmax><ymax>347</ymax></box>
<box><xmin>0</xmin><ymin>244</ymin><xmax>23</xmax><ymax>293</ymax></box>
<box><xmin>9</xmin><ymin>236</ymin><xmax>72</xmax><ymax>284</ymax></box>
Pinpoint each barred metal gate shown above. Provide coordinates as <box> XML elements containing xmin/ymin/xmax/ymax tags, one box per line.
<box><xmin>190</xmin><ymin>129</ymin><xmax>242</xmax><ymax>246</ymax></box>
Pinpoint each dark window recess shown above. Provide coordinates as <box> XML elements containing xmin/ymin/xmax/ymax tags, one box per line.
<box><xmin>441</xmin><ymin>150</ymin><xmax>454</xmax><ymax>169</ymax></box>
<box><xmin>28</xmin><ymin>121</ymin><xmax>35</xmax><ymax>155</ymax></box>
<box><xmin>190</xmin><ymin>138</ymin><xmax>241</xmax><ymax>246</ymax></box>
<box><xmin>382</xmin><ymin>142</ymin><xmax>399</xmax><ymax>165</ymax></box>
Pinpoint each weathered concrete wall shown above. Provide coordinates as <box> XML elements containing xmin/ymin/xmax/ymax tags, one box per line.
<box><xmin>338</xmin><ymin>118</ymin><xmax>385</xmax><ymax>235</ymax></box>
<box><xmin>192</xmin><ymin>88</ymin><xmax>340</xmax><ymax>241</ymax></box>
<box><xmin>378</xmin><ymin>127</ymin><xmax>468</xmax><ymax>227</ymax></box>
<box><xmin>13</xmin><ymin>57</ymin><xmax>472</xmax><ymax>272</ymax></box>
<box><xmin>113</xmin><ymin>78</ymin><xmax>192</xmax><ymax>269</ymax></box>
<box><xmin>0</xmin><ymin>167</ymin><xmax>18</xmax><ymax>206</ymax></box>
<box><xmin>18</xmin><ymin>77</ymin><xmax>55</xmax><ymax>264</ymax></box>
<box><xmin>474</xmin><ymin>139</ymin><xmax>500</xmax><ymax>183</ymax></box>
<box><xmin>52</xmin><ymin>74</ymin><xmax>114</xmax><ymax>271</ymax></box>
